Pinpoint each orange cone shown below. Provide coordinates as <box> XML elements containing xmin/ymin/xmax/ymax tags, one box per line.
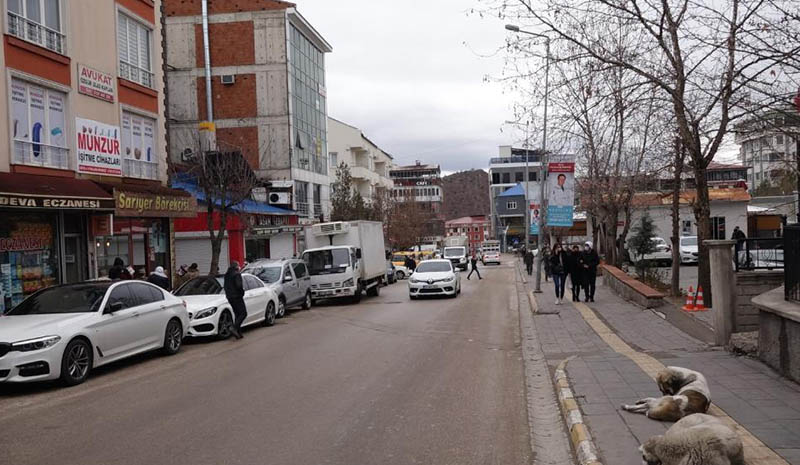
<box><xmin>694</xmin><ymin>286</ymin><xmax>706</xmax><ymax>311</ymax></box>
<box><xmin>683</xmin><ymin>286</ymin><xmax>696</xmax><ymax>311</ymax></box>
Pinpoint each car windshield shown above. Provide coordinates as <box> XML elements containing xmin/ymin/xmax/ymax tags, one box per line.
<box><xmin>682</xmin><ymin>237</ymin><xmax>698</xmax><ymax>246</ymax></box>
<box><xmin>304</xmin><ymin>249</ymin><xmax>350</xmax><ymax>275</ymax></box>
<box><xmin>174</xmin><ymin>277</ymin><xmax>223</xmax><ymax>296</ymax></box>
<box><xmin>444</xmin><ymin>247</ymin><xmax>464</xmax><ymax>258</ymax></box>
<box><xmin>247</xmin><ymin>266</ymin><xmax>282</xmax><ymax>284</ymax></box>
<box><xmin>6</xmin><ymin>283</ymin><xmax>112</xmax><ymax>315</ymax></box>
<box><xmin>415</xmin><ymin>262</ymin><xmax>452</xmax><ymax>273</ymax></box>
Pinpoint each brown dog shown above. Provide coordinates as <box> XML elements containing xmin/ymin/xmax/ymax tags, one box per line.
<box><xmin>622</xmin><ymin>366</ymin><xmax>710</xmax><ymax>421</ymax></box>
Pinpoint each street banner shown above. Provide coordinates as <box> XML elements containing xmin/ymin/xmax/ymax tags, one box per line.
<box><xmin>547</xmin><ymin>160</ymin><xmax>575</xmax><ymax>227</ymax></box>
<box><xmin>76</xmin><ymin>117</ymin><xmax>122</xmax><ymax>176</ymax></box>
<box><xmin>530</xmin><ymin>202</ymin><xmax>541</xmax><ymax>235</ymax></box>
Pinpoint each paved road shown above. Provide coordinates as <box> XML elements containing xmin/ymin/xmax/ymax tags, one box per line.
<box><xmin>0</xmin><ymin>263</ymin><xmax>531</xmax><ymax>465</ymax></box>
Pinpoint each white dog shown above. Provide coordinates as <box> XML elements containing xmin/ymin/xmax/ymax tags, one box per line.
<box><xmin>622</xmin><ymin>366</ymin><xmax>710</xmax><ymax>422</ymax></box>
<box><xmin>640</xmin><ymin>414</ymin><xmax>744</xmax><ymax>465</ymax></box>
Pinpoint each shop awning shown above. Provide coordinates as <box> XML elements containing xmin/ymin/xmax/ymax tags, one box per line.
<box><xmin>172</xmin><ymin>178</ymin><xmax>296</xmax><ymax>216</ymax></box>
<box><xmin>0</xmin><ymin>172</ymin><xmax>115</xmax><ymax>210</ymax></box>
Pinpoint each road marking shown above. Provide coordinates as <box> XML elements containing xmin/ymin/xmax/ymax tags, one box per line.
<box><xmin>561</xmin><ymin>293</ymin><xmax>789</xmax><ymax>465</ymax></box>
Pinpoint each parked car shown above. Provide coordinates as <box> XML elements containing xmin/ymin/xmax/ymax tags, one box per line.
<box><xmin>629</xmin><ymin>236</ymin><xmax>673</xmax><ymax>267</ymax></box>
<box><xmin>680</xmin><ymin>236</ymin><xmax>699</xmax><ymax>264</ymax></box>
<box><xmin>386</xmin><ymin>261</ymin><xmax>397</xmax><ymax>285</ymax></box>
<box><xmin>408</xmin><ymin>259</ymin><xmax>461</xmax><ymax>299</ymax></box>
<box><xmin>175</xmin><ymin>274</ymin><xmax>278</xmax><ymax>338</ymax></box>
<box><xmin>0</xmin><ymin>281</ymin><xmax>189</xmax><ymax>386</ymax></box>
<box><xmin>244</xmin><ymin>259</ymin><xmax>312</xmax><ymax>316</ymax></box>
<box><xmin>482</xmin><ymin>251</ymin><xmax>501</xmax><ymax>265</ymax></box>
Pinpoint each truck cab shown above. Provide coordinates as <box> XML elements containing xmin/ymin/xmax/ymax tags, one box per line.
<box><xmin>443</xmin><ymin>236</ymin><xmax>469</xmax><ymax>271</ymax></box>
<box><xmin>303</xmin><ymin>246</ymin><xmax>363</xmax><ymax>300</ymax></box>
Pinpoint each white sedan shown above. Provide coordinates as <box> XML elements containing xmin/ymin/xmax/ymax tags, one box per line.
<box><xmin>0</xmin><ymin>280</ymin><xmax>189</xmax><ymax>386</ymax></box>
<box><xmin>408</xmin><ymin>259</ymin><xmax>462</xmax><ymax>299</ymax></box>
<box><xmin>174</xmin><ymin>274</ymin><xmax>278</xmax><ymax>339</ymax></box>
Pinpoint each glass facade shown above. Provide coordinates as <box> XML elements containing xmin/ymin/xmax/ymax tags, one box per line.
<box><xmin>289</xmin><ymin>24</ymin><xmax>327</xmax><ymax>176</ymax></box>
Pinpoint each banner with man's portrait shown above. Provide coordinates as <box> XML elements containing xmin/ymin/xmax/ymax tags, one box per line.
<box><xmin>547</xmin><ymin>160</ymin><xmax>575</xmax><ymax>227</ymax></box>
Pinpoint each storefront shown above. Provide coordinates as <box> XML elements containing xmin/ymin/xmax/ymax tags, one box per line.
<box><xmin>0</xmin><ymin>173</ymin><xmax>115</xmax><ymax>311</ymax></box>
<box><xmin>245</xmin><ymin>214</ymin><xmax>302</xmax><ymax>261</ymax></box>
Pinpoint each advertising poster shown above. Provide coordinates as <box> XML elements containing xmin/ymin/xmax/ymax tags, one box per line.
<box><xmin>530</xmin><ymin>202</ymin><xmax>541</xmax><ymax>235</ymax></box>
<box><xmin>547</xmin><ymin>160</ymin><xmax>575</xmax><ymax>227</ymax></box>
<box><xmin>76</xmin><ymin>117</ymin><xmax>122</xmax><ymax>176</ymax></box>
<box><xmin>77</xmin><ymin>64</ymin><xmax>115</xmax><ymax>103</ymax></box>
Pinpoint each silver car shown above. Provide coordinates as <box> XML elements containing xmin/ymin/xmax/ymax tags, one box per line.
<box><xmin>244</xmin><ymin>259</ymin><xmax>313</xmax><ymax>317</ymax></box>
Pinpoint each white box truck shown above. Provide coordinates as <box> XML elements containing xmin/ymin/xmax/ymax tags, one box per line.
<box><xmin>443</xmin><ymin>236</ymin><xmax>469</xmax><ymax>271</ymax></box>
<box><xmin>302</xmin><ymin>221</ymin><xmax>386</xmax><ymax>303</ymax></box>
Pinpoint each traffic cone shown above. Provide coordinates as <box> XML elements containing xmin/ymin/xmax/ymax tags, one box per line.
<box><xmin>694</xmin><ymin>286</ymin><xmax>706</xmax><ymax>311</ymax></box>
<box><xmin>683</xmin><ymin>286</ymin><xmax>696</xmax><ymax>311</ymax></box>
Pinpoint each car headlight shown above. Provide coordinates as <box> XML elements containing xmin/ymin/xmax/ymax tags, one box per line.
<box><xmin>409</xmin><ymin>278</ymin><xmax>420</xmax><ymax>284</ymax></box>
<box><xmin>12</xmin><ymin>335</ymin><xmax>61</xmax><ymax>352</ymax></box>
<box><xmin>194</xmin><ymin>306</ymin><xmax>218</xmax><ymax>320</ymax></box>
<box><xmin>342</xmin><ymin>278</ymin><xmax>354</xmax><ymax>287</ymax></box>
<box><xmin>444</xmin><ymin>276</ymin><xmax>455</xmax><ymax>282</ymax></box>
<box><xmin>460</xmin><ymin>257</ymin><xmax>466</xmax><ymax>263</ymax></box>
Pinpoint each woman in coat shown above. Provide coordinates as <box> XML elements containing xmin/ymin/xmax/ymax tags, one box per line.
<box><xmin>548</xmin><ymin>244</ymin><xmax>568</xmax><ymax>305</ymax></box>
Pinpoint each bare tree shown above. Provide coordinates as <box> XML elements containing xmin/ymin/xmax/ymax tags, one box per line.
<box><xmin>386</xmin><ymin>200</ymin><xmax>430</xmax><ymax>250</ymax></box>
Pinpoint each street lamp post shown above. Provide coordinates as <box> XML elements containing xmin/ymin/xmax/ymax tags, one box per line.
<box><xmin>505</xmin><ymin>24</ymin><xmax>551</xmax><ymax>293</ymax></box>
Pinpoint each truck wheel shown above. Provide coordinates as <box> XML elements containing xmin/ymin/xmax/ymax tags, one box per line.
<box><xmin>367</xmin><ymin>282</ymin><xmax>381</xmax><ymax>297</ymax></box>
<box><xmin>352</xmin><ymin>283</ymin><xmax>362</xmax><ymax>303</ymax></box>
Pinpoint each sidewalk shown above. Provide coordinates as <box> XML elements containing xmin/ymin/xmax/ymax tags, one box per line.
<box><xmin>520</xmin><ymin>264</ymin><xmax>800</xmax><ymax>465</ymax></box>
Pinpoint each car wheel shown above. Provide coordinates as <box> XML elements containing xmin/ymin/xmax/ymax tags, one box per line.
<box><xmin>217</xmin><ymin>310</ymin><xmax>234</xmax><ymax>340</ymax></box>
<box><xmin>263</xmin><ymin>301</ymin><xmax>276</xmax><ymax>327</ymax></box>
<box><xmin>277</xmin><ymin>297</ymin><xmax>286</xmax><ymax>318</ymax></box>
<box><xmin>60</xmin><ymin>338</ymin><xmax>92</xmax><ymax>386</ymax></box>
<box><xmin>302</xmin><ymin>292</ymin><xmax>312</xmax><ymax>310</ymax></box>
<box><xmin>396</xmin><ymin>270</ymin><xmax>405</xmax><ymax>280</ymax></box>
<box><xmin>162</xmin><ymin>319</ymin><xmax>183</xmax><ymax>355</ymax></box>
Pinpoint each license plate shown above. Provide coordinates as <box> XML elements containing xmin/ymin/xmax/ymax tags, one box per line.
<box><xmin>318</xmin><ymin>291</ymin><xmax>333</xmax><ymax>296</ymax></box>
<box><xmin>423</xmin><ymin>285</ymin><xmax>436</xmax><ymax>289</ymax></box>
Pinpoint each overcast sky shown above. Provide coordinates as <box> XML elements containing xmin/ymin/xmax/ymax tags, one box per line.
<box><xmin>297</xmin><ymin>0</ymin><xmax>516</xmax><ymax>173</ymax></box>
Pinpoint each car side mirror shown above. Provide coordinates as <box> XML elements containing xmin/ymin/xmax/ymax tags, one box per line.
<box><xmin>105</xmin><ymin>301</ymin><xmax>124</xmax><ymax>314</ymax></box>
<box><xmin>283</xmin><ymin>275</ymin><xmax>294</xmax><ymax>283</ymax></box>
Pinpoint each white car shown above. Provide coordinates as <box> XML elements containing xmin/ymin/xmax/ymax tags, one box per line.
<box><xmin>175</xmin><ymin>274</ymin><xmax>279</xmax><ymax>339</ymax></box>
<box><xmin>680</xmin><ymin>236</ymin><xmax>699</xmax><ymax>264</ymax></box>
<box><xmin>629</xmin><ymin>237</ymin><xmax>673</xmax><ymax>267</ymax></box>
<box><xmin>0</xmin><ymin>280</ymin><xmax>189</xmax><ymax>386</ymax></box>
<box><xmin>408</xmin><ymin>259</ymin><xmax>462</xmax><ymax>299</ymax></box>
<box><xmin>482</xmin><ymin>251</ymin><xmax>501</xmax><ymax>265</ymax></box>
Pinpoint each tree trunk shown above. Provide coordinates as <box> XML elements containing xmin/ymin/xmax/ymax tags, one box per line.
<box><xmin>207</xmin><ymin>206</ymin><xmax>228</xmax><ymax>276</ymax></box>
<box><xmin>693</xmin><ymin>161</ymin><xmax>713</xmax><ymax>307</ymax></box>
<box><xmin>670</xmin><ymin>139</ymin><xmax>684</xmax><ymax>297</ymax></box>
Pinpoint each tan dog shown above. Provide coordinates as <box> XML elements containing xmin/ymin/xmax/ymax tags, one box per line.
<box><xmin>622</xmin><ymin>366</ymin><xmax>710</xmax><ymax>421</ymax></box>
<box><xmin>640</xmin><ymin>414</ymin><xmax>744</xmax><ymax>465</ymax></box>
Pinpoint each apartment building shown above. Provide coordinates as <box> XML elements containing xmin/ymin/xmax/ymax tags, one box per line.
<box><xmin>0</xmin><ymin>0</ymin><xmax>196</xmax><ymax>310</ymax></box>
<box><xmin>327</xmin><ymin>117</ymin><xmax>393</xmax><ymax>199</ymax></box>
<box><xmin>445</xmin><ymin>216</ymin><xmax>489</xmax><ymax>255</ymax></box>
<box><xmin>735</xmin><ymin>109</ymin><xmax>799</xmax><ymax>192</ymax></box>
<box><xmin>390</xmin><ymin>162</ymin><xmax>445</xmax><ymax>243</ymax></box>
<box><xmin>164</xmin><ymin>0</ymin><xmax>332</xmax><ymax>221</ymax></box>
<box><xmin>488</xmin><ymin>145</ymin><xmax>543</xmax><ymax>241</ymax></box>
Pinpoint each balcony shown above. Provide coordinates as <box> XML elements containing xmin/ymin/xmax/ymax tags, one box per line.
<box><xmin>13</xmin><ymin>140</ymin><xmax>69</xmax><ymax>170</ymax></box>
<box><xmin>296</xmin><ymin>201</ymin><xmax>310</xmax><ymax>217</ymax></box>
<box><xmin>7</xmin><ymin>12</ymin><xmax>65</xmax><ymax>55</ymax></box>
<box><xmin>351</xmin><ymin>166</ymin><xmax>380</xmax><ymax>184</ymax></box>
<box><xmin>490</xmin><ymin>155</ymin><xmax>541</xmax><ymax>165</ymax></box>
<box><xmin>314</xmin><ymin>203</ymin><xmax>323</xmax><ymax>218</ymax></box>
<box><xmin>119</xmin><ymin>61</ymin><xmax>154</xmax><ymax>89</ymax></box>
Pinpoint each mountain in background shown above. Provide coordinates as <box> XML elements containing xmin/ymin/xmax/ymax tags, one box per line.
<box><xmin>441</xmin><ymin>169</ymin><xmax>490</xmax><ymax>220</ymax></box>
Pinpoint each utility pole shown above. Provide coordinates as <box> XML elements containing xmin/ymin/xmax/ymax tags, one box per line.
<box><xmin>525</xmin><ymin>121</ymin><xmax>530</xmax><ymax>251</ymax></box>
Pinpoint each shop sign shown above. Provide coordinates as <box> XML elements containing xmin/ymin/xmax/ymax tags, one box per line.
<box><xmin>249</xmin><ymin>215</ymin><xmax>290</xmax><ymax>228</ymax></box>
<box><xmin>91</xmin><ymin>214</ymin><xmax>114</xmax><ymax>236</ymax></box>
<box><xmin>250</xmin><ymin>226</ymin><xmax>303</xmax><ymax>236</ymax></box>
<box><xmin>0</xmin><ymin>193</ymin><xmax>114</xmax><ymax>210</ymax></box>
<box><xmin>0</xmin><ymin>237</ymin><xmax>49</xmax><ymax>252</ymax></box>
<box><xmin>114</xmin><ymin>190</ymin><xmax>197</xmax><ymax>218</ymax></box>
<box><xmin>76</xmin><ymin>117</ymin><xmax>122</xmax><ymax>176</ymax></box>
<box><xmin>78</xmin><ymin>64</ymin><xmax>115</xmax><ymax>103</ymax></box>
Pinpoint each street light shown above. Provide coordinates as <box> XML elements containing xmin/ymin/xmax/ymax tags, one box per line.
<box><xmin>505</xmin><ymin>24</ymin><xmax>551</xmax><ymax>293</ymax></box>
<box><xmin>504</xmin><ymin>120</ymin><xmax>532</xmax><ymax>254</ymax></box>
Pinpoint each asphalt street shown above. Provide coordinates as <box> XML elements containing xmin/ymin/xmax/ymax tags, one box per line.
<box><xmin>0</xmin><ymin>263</ymin><xmax>531</xmax><ymax>465</ymax></box>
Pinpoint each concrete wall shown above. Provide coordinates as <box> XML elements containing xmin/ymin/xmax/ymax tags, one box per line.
<box><xmin>736</xmin><ymin>271</ymin><xmax>785</xmax><ymax>332</ymax></box>
<box><xmin>759</xmin><ymin>311</ymin><xmax>800</xmax><ymax>383</ymax></box>
<box><xmin>602</xmin><ymin>268</ymin><xmax>665</xmax><ymax>309</ymax></box>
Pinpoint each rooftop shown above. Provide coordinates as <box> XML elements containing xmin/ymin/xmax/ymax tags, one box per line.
<box><xmin>498</xmin><ymin>183</ymin><xmax>525</xmax><ymax>197</ymax></box>
<box><xmin>707</xmin><ymin>162</ymin><xmax>748</xmax><ymax>170</ymax></box>
<box><xmin>445</xmin><ymin>216</ymin><xmax>488</xmax><ymax>226</ymax></box>
<box><xmin>631</xmin><ymin>188</ymin><xmax>751</xmax><ymax>207</ymax></box>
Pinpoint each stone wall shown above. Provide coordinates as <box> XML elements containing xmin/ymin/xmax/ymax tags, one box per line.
<box><xmin>736</xmin><ymin>271</ymin><xmax>785</xmax><ymax>332</ymax></box>
<box><xmin>602</xmin><ymin>266</ymin><xmax>665</xmax><ymax>309</ymax></box>
<box><xmin>758</xmin><ymin>311</ymin><xmax>800</xmax><ymax>383</ymax></box>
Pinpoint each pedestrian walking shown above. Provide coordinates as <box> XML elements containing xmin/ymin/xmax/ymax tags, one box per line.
<box><xmin>224</xmin><ymin>261</ymin><xmax>246</xmax><ymax>340</ymax></box>
<box><xmin>566</xmin><ymin>244</ymin><xmax>583</xmax><ymax>301</ymax></box>
<box><xmin>405</xmin><ymin>255</ymin><xmax>416</xmax><ymax>272</ymax></box>
<box><xmin>147</xmin><ymin>266</ymin><xmax>171</xmax><ymax>291</ymax></box>
<box><xmin>467</xmin><ymin>253</ymin><xmax>482</xmax><ymax>280</ymax></box>
<box><xmin>523</xmin><ymin>249</ymin><xmax>534</xmax><ymax>276</ymax></box>
<box><xmin>549</xmin><ymin>244</ymin><xmax>567</xmax><ymax>304</ymax></box>
<box><xmin>108</xmin><ymin>257</ymin><xmax>132</xmax><ymax>280</ymax></box>
<box><xmin>581</xmin><ymin>241</ymin><xmax>600</xmax><ymax>302</ymax></box>
<box><xmin>732</xmin><ymin>226</ymin><xmax>746</xmax><ymax>266</ymax></box>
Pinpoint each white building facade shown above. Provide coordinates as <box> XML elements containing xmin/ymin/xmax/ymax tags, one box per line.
<box><xmin>327</xmin><ymin>117</ymin><xmax>393</xmax><ymax>199</ymax></box>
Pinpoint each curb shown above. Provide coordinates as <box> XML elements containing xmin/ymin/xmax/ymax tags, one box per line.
<box><xmin>554</xmin><ymin>357</ymin><xmax>603</xmax><ymax>465</ymax></box>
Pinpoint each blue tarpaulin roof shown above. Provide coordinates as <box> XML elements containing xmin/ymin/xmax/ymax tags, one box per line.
<box><xmin>498</xmin><ymin>183</ymin><xmax>525</xmax><ymax>197</ymax></box>
<box><xmin>171</xmin><ymin>177</ymin><xmax>296</xmax><ymax>216</ymax></box>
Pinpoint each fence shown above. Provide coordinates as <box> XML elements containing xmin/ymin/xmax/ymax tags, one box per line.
<box><xmin>786</xmin><ymin>225</ymin><xmax>800</xmax><ymax>303</ymax></box>
<box><xmin>733</xmin><ymin>237</ymin><xmax>784</xmax><ymax>271</ymax></box>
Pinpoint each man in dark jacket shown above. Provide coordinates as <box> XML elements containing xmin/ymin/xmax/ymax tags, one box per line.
<box><xmin>405</xmin><ymin>255</ymin><xmax>416</xmax><ymax>272</ymax></box>
<box><xmin>523</xmin><ymin>250</ymin><xmax>534</xmax><ymax>276</ymax></box>
<box><xmin>108</xmin><ymin>257</ymin><xmax>131</xmax><ymax>280</ymax></box>
<box><xmin>224</xmin><ymin>261</ymin><xmax>246</xmax><ymax>340</ymax></box>
<box><xmin>581</xmin><ymin>241</ymin><xmax>600</xmax><ymax>302</ymax></box>
<box><xmin>467</xmin><ymin>253</ymin><xmax>482</xmax><ymax>280</ymax></box>
<box><xmin>566</xmin><ymin>245</ymin><xmax>583</xmax><ymax>301</ymax></box>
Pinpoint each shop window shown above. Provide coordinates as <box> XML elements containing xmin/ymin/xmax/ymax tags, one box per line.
<box><xmin>117</xmin><ymin>12</ymin><xmax>153</xmax><ymax>88</ymax></box>
<box><xmin>10</xmin><ymin>78</ymin><xmax>68</xmax><ymax>170</ymax></box>
<box><xmin>121</xmin><ymin>111</ymin><xmax>158</xmax><ymax>180</ymax></box>
<box><xmin>7</xmin><ymin>0</ymin><xmax>65</xmax><ymax>54</ymax></box>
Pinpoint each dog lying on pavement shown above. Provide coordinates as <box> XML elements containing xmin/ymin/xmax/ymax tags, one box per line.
<box><xmin>640</xmin><ymin>413</ymin><xmax>744</xmax><ymax>465</ymax></box>
<box><xmin>622</xmin><ymin>366</ymin><xmax>710</xmax><ymax>421</ymax></box>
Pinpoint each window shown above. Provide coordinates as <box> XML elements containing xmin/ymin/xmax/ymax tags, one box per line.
<box><xmin>506</xmin><ymin>201</ymin><xmax>517</xmax><ymax>210</ymax></box>
<box><xmin>681</xmin><ymin>220</ymin><xmax>693</xmax><ymax>235</ymax></box>
<box><xmin>711</xmin><ymin>217</ymin><xmax>726</xmax><ymax>240</ymax></box>
<box><xmin>283</xmin><ymin>265</ymin><xmax>293</xmax><ymax>280</ymax></box>
<box><xmin>515</xmin><ymin>172</ymin><xmax>524</xmax><ymax>183</ymax></box>
<box><xmin>7</xmin><ymin>0</ymin><xmax>64</xmax><ymax>54</ymax></box>
<box><xmin>502</xmin><ymin>173</ymin><xmax>510</xmax><ymax>184</ymax></box>
<box><xmin>120</xmin><ymin>111</ymin><xmax>158</xmax><ymax>179</ymax></box>
<box><xmin>243</xmin><ymin>276</ymin><xmax>262</xmax><ymax>291</ymax></box>
<box><xmin>106</xmin><ymin>285</ymin><xmax>137</xmax><ymax>311</ymax></box>
<box><xmin>10</xmin><ymin>78</ymin><xmax>68</xmax><ymax>169</ymax></box>
<box><xmin>129</xmin><ymin>283</ymin><xmax>159</xmax><ymax>306</ymax></box>
<box><xmin>529</xmin><ymin>171</ymin><xmax>537</xmax><ymax>181</ymax></box>
<box><xmin>295</xmin><ymin>182</ymin><xmax>309</xmax><ymax>217</ymax></box>
<box><xmin>289</xmin><ymin>24</ymin><xmax>327</xmax><ymax>175</ymax></box>
<box><xmin>329</xmin><ymin>152</ymin><xmax>338</xmax><ymax>169</ymax></box>
<box><xmin>776</xmin><ymin>134</ymin><xmax>784</xmax><ymax>145</ymax></box>
<box><xmin>117</xmin><ymin>13</ymin><xmax>153</xmax><ymax>88</ymax></box>
<box><xmin>292</xmin><ymin>262</ymin><xmax>308</xmax><ymax>278</ymax></box>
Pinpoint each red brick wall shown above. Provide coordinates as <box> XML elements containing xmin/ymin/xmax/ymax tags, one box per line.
<box><xmin>165</xmin><ymin>0</ymin><xmax>292</xmax><ymax>16</ymax></box>
<box><xmin>216</xmin><ymin>126</ymin><xmax>260</xmax><ymax>170</ymax></box>
<box><xmin>196</xmin><ymin>74</ymin><xmax>257</xmax><ymax>120</ymax></box>
<box><xmin>194</xmin><ymin>22</ymin><xmax>255</xmax><ymax>68</ymax></box>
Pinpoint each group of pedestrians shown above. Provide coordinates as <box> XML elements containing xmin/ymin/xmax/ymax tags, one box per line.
<box><xmin>549</xmin><ymin>241</ymin><xmax>599</xmax><ymax>304</ymax></box>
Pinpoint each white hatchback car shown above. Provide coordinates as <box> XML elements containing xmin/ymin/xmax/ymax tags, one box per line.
<box><xmin>408</xmin><ymin>259</ymin><xmax>462</xmax><ymax>299</ymax></box>
<box><xmin>0</xmin><ymin>280</ymin><xmax>189</xmax><ymax>386</ymax></box>
<box><xmin>174</xmin><ymin>274</ymin><xmax>279</xmax><ymax>339</ymax></box>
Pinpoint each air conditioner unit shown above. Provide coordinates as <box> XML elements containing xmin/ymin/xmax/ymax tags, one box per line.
<box><xmin>221</xmin><ymin>74</ymin><xmax>235</xmax><ymax>85</ymax></box>
<box><xmin>268</xmin><ymin>192</ymin><xmax>290</xmax><ymax>204</ymax></box>
<box><xmin>312</xmin><ymin>222</ymin><xmax>350</xmax><ymax>236</ymax></box>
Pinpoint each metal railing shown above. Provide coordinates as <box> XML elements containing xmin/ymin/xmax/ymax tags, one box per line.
<box><xmin>490</xmin><ymin>155</ymin><xmax>541</xmax><ymax>164</ymax></box>
<box><xmin>295</xmin><ymin>201</ymin><xmax>309</xmax><ymax>217</ymax></box>
<box><xmin>785</xmin><ymin>225</ymin><xmax>800</xmax><ymax>303</ymax></box>
<box><xmin>313</xmin><ymin>203</ymin><xmax>323</xmax><ymax>217</ymax></box>
<box><xmin>13</xmin><ymin>140</ymin><xmax>69</xmax><ymax>170</ymax></box>
<box><xmin>7</xmin><ymin>12</ymin><xmax>65</xmax><ymax>54</ymax></box>
<box><xmin>734</xmin><ymin>237</ymin><xmax>784</xmax><ymax>271</ymax></box>
<box><xmin>119</xmin><ymin>61</ymin><xmax>154</xmax><ymax>89</ymax></box>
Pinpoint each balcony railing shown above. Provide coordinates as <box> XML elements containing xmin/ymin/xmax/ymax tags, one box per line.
<box><xmin>734</xmin><ymin>237</ymin><xmax>784</xmax><ymax>271</ymax></box>
<box><xmin>13</xmin><ymin>140</ymin><xmax>69</xmax><ymax>170</ymax></box>
<box><xmin>7</xmin><ymin>12</ymin><xmax>65</xmax><ymax>55</ymax></box>
<box><xmin>296</xmin><ymin>201</ymin><xmax>310</xmax><ymax>217</ymax></box>
<box><xmin>490</xmin><ymin>155</ymin><xmax>541</xmax><ymax>165</ymax></box>
<box><xmin>119</xmin><ymin>61</ymin><xmax>154</xmax><ymax>89</ymax></box>
<box><xmin>313</xmin><ymin>203</ymin><xmax>323</xmax><ymax>217</ymax></box>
